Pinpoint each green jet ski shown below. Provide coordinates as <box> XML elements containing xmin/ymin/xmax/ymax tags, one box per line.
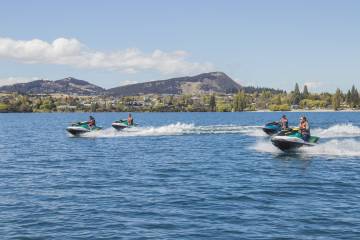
<box><xmin>271</xmin><ymin>127</ymin><xmax>320</xmax><ymax>151</ymax></box>
<box><xmin>262</xmin><ymin>122</ymin><xmax>282</xmax><ymax>135</ymax></box>
<box><xmin>66</xmin><ymin>121</ymin><xmax>102</xmax><ymax>136</ymax></box>
<box><xmin>111</xmin><ymin>119</ymin><xmax>138</xmax><ymax>130</ymax></box>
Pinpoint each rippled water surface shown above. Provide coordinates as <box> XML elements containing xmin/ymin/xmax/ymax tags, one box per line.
<box><xmin>1</xmin><ymin>112</ymin><xmax>360</xmax><ymax>239</ymax></box>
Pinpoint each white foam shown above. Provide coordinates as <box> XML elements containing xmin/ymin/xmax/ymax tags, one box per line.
<box><xmin>250</xmin><ymin>140</ymin><xmax>282</xmax><ymax>153</ymax></box>
<box><xmin>83</xmin><ymin>122</ymin><xmax>193</xmax><ymax>138</ymax></box>
<box><xmin>252</xmin><ymin>138</ymin><xmax>360</xmax><ymax>157</ymax></box>
<box><xmin>75</xmin><ymin>122</ymin><xmax>360</xmax><ymax>157</ymax></box>
<box><xmin>79</xmin><ymin>123</ymin><xmax>265</xmax><ymax>138</ymax></box>
<box><xmin>302</xmin><ymin>139</ymin><xmax>360</xmax><ymax>157</ymax></box>
<box><xmin>312</xmin><ymin>123</ymin><xmax>360</xmax><ymax>138</ymax></box>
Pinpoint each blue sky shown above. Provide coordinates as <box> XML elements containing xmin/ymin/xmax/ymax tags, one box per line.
<box><xmin>0</xmin><ymin>0</ymin><xmax>359</xmax><ymax>92</ymax></box>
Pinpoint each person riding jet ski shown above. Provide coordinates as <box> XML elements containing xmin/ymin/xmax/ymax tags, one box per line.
<box><xmin>271</xmin><ymin>115</ymin><xmax>319</xmax><ymax>151</ymax></box>
<box><xmin>66</xmin><ymin>115</ymin><xmax>102</xmax><ymax>136</ymax></box>
<box><xmin>263</xmin><ymin>115</ymin><xmax>288</xmax><ymax>135</ymax></box>
<box><xmin>127</xmin><ymin>113</ymin><xmax>134</xmax><ymax>126</ymax></box>
<box><xmin>88</xmin><ymin>116</ymin><xmax>96</xmax><ymax>130</ymax></box>
<box><xmin>299</xmin><ymin>116</ymin><xmax>310</xmax><ymax>141</ymax></box>
<box><xmin>112</xmin><ymin>113</ymin><xmax>138</xmax><ymax>130</ymax></box>
<box><xmin>280</xmin><ymin>115</ymin><xmax>289</xmax><ymax>130</ymax></box>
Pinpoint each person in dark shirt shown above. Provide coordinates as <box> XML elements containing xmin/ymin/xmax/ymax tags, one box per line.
<box><xmin>280</xmin><ymin>115</ymin><xmax>289</xmax><ymax>129</ymax></box>
<box><xmin>88</xmin><ymin>116</ymin><xmax>96</xmax><ymax>129</ymax></box>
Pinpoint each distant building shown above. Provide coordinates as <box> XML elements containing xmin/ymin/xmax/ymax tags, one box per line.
<box><xmin>57</xmin><ymin>105</ymin><xmax>77</xmax><ymax>110</ymax></box>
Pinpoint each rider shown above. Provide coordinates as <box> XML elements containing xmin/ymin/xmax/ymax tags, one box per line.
<box><xmin>127</xmin><ymin>113</ymin><xmax>134</xmax><ymax>126</ymax></box>
<box><xmin>280</xmin><ymin>114</ymin><xmax>288</xmax><ymax>130</ymax></box>
<box><xmin>299</xmin><ymin>116</ymin><xmax>310</xmax><ymax>141</ymax></box>
<box><xmin>88</xmin><ymin>116</ymin><xmax>96</xmax><ymax>129</ymax></box>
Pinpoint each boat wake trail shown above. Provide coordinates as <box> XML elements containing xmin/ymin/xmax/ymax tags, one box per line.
<box><xmin>80</xmin><ymin>122</ymin><xmax>265</xmax><ymax>138</ymax></box>
<box><xmin>304</xmin><ymin>139</ymin><xmax>360</xmax><ymax>157</ymax></box>
<box><xmin>73</xmin><ymin>122</ymin><xmax>360</xmax><ymax>157</ymax></box>
<box><xmin>312</xmin><ymin>123</ymin><xmax>360</xmax><ymax>138</ymax></box>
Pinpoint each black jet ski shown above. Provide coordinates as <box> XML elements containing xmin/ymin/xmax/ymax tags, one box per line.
<box><xmin>111</xmin><ymin>119</ymin><xmax>138</xmax><ymax>130</ymax></box>
<box><xmin>271</xmin><ymin>128</ymin><xmax>320</xmax><ymax>151</ymax></box>
<box><xmin>262</xmin><ymin>122</ymin><xmax>282</xmax><ymax>135</ymax></box>
<box><xmin>66</xmin><ymin>122</ymin><xmax>102</xmax><ymax>136</ymax></box>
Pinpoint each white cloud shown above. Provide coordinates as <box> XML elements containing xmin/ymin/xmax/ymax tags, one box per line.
<box><xmin>0</xmin><ymin>76</ymin><xmax>42</xmax><ymax>87</ymax></box>
<box><xmin>0</xmin><ymin>37</ymin><xmax>214</xmax><ymax>75</ymax></box>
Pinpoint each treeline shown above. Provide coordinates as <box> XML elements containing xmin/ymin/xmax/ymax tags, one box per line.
<box><xmin>332</xmin><ymin>86</ymin><xmax>360</xmax><ymax>110</ymax></box>
<box><xmin>0</xmin><ymin>84</ymin><xmax>359</xmax><ymax>112</ymax></box>
<box><xmin>255</xmin><ymin>83</ymin><xmax>360</xmax><ymax>111</ymax></box>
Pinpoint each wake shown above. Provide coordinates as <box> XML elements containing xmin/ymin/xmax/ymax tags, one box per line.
<box><xmin>81</xmin><ymin>122</ymin><xmax>265</xmax><ymax>138</ymax></box>
<box><xmin>74</xmin><ymin>122</ymin><xmax>360</xmax><ymax>157</ymax></box>
<box><xmin>252</xmin><ymin>138</ymin><xmax>360</xmax><ymax>157</ymax></box>
<box><xmin>75</xmin><ymin>122</ymin><xmax>360</xmax><ymax>139</ymax></box>
<box><xmin>312</xmin><ymin>123</ymin><xmax>360</xmax><ymax>138</ymax></box>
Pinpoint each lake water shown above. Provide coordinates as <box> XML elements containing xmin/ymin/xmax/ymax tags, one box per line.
<box><xmin>1</xmin><ymin>112</ymin><xmax>360</xmax><ymax>239</ymax></box>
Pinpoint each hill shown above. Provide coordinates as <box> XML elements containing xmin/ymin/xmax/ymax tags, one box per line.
<box><xmin>106</xmin><ymin>72</ymin><xmax>242</xmax><ymax>96</ymax></box>
<box><xmin>0</xmin><ymin>73</ymin><xmax>284</xmax><ymax>96</ymax></box>
<box><xmin>0</xmin><ymin>77</ymin><xmax>105</xmax><ymax>95</ymax></box>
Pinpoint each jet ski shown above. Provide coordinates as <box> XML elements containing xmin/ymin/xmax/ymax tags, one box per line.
<box><xmin>111</xmin><ymin>119</ymin><xmax>138</xmax><ymax>130</ymax></box>
<box><xmin>66</xmin><ymin>121</ymin><xmax>102</xmax><ymax>136</ymax></box>
<box><xmin>271</xmin><ymin>128</ymin><xmax>320</xmax><ymax>151</ymax></box>
<box><xmin>262</xmin><ymin>122</ymin><xmax>282</xmax><ymax>135</ymax></box>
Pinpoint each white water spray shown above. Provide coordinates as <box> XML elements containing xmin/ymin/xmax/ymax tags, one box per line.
<box><xmin>312</xmin><ymin>123</ymin><xmax>360</xmax><ymax>138</ymax></box>
<box><xmin>73</xmin><ymin>122</ymin><xmax>360</xmax><ymax>157</ymax></box>
<box><xmin>78</xmin><ymin>122</ymin><xmax>265</xmax><ymax>138</ymax></box>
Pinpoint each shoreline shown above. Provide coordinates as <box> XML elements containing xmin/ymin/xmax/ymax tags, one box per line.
<box><xmin>2</xmin><ymin>109</ymin><xmax>360</xmax><ymax>113</ymax></box>
<box><xmin>255</xmin><ymin>109</ymin><xmax>360</xmax><ymax>112</ymax></box>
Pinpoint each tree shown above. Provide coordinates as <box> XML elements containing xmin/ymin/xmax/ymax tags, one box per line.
<box><xmin>274</xmin><ymin>95</ymin><xmax>282</xmax><ymax>105</ymax></box>
<box><xmin>49</xmin><ymin>97</ymin><xmax>56</xmax><ymax>111</ymax></box>
<box><xmin>292</xmin><ymin>83</ymin><xmax>301</xmax><ymax>105</ymax></box>
<box><xmin>346</xmin><ymin>90</ymin><xmax>352</xmax><ymax>105</ymax></box>
<box><xmin>234</xmin><ymin>91</ymin><xmax>247</xmax><ymax>111</ymax></box>
<box><xmin>91</xmin><ymin>102</ymin><xmax>98</xmax><ymax>112</ymax></box>
<box><xmin>332</xmin><ymin>88</ymin><xmax>342</xmax><ymax>110</ymax></box>
<box><xmin>355</xmin><ymin>89</ymin><xmax>360</xmax><ymax>107</ymax></box>
<box><xmin>294</xmin><ymin>83</ymin><xmax>301</xmax><ymax>95</ymax></box>
<box><xmin>303</xmin><ymin>85</ymin><xmax>309</xmax><ymax>99</ymax></box>
<box><xmin>209</xmin><ymin>94</ymin><xmax>216</xmax><ymax>112</ymax></box>
<box><xmin>0</xmin><ymin>103</ymin><xmax>8</xmax><ymax>112</ymax></box>
<box><xmin>116</xmin><ymin>102</ymin><xmax>126</xmax><ymax>112</ymax></box>
<box><xmin>350</xmin><ymin>85</ymin><xmax>359</xmax><ymax>108</ymax></box>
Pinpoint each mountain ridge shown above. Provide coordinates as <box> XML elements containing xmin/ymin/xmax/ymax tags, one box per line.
<box><xmin>0</xmin><ymin>77</ymin><xmax>105</xmax><ymax>95</ymax></box>
<box><xmin>0</xmin><ymin>72</ymin><xmax>284</xmax><ymax>96</ymax></box>
<box><xmin>107</xmin><ymin>72</ymin><xmax>241</xmax><ymax>96</ymax></box>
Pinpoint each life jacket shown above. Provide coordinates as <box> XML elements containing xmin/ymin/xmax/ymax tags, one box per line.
<box><xmin>300</xmin><ymin>121</ymin><xmax>310</xmax><ymax>135</ymax></box>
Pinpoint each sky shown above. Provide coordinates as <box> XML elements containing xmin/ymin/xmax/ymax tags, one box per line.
<box><xmin>0</xmin><ymin>0</ymin><xmax>360</xmax><ymax>92</ymax></box>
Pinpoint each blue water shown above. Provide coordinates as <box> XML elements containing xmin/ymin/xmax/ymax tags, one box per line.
<box><xmin>1</xmin><ymin>112</ymin><xmax>360</xmax><ymax>239</ymax></box>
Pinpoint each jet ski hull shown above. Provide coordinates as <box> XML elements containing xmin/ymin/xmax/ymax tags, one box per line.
<box><xmin>271</xmin><ymin>135</ymin><xmax>317</xmax><ymax>151</ymax></box>
<box><xmin>66</xmin><ymin>126</ymin><xmax>102</xmax><ymax>136</ymax></box>
<box><xmin>263</xmin><ymin>127</ymin><xmax>280</xmax><ymax>135</ymax></box>
<box><xmin>111</xmin><ymin>122</ymin><xmax>128</xmax><ymax>130</ymax></box>
<box><xmin>112</xmin><ymin>120</ymin><xmax>138</xmax><ymax>130</ymax></box>
<box><xmin>66</xmin><ymin>126</ymin><xmax>90</xmax><ymax>136</ymax></box>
